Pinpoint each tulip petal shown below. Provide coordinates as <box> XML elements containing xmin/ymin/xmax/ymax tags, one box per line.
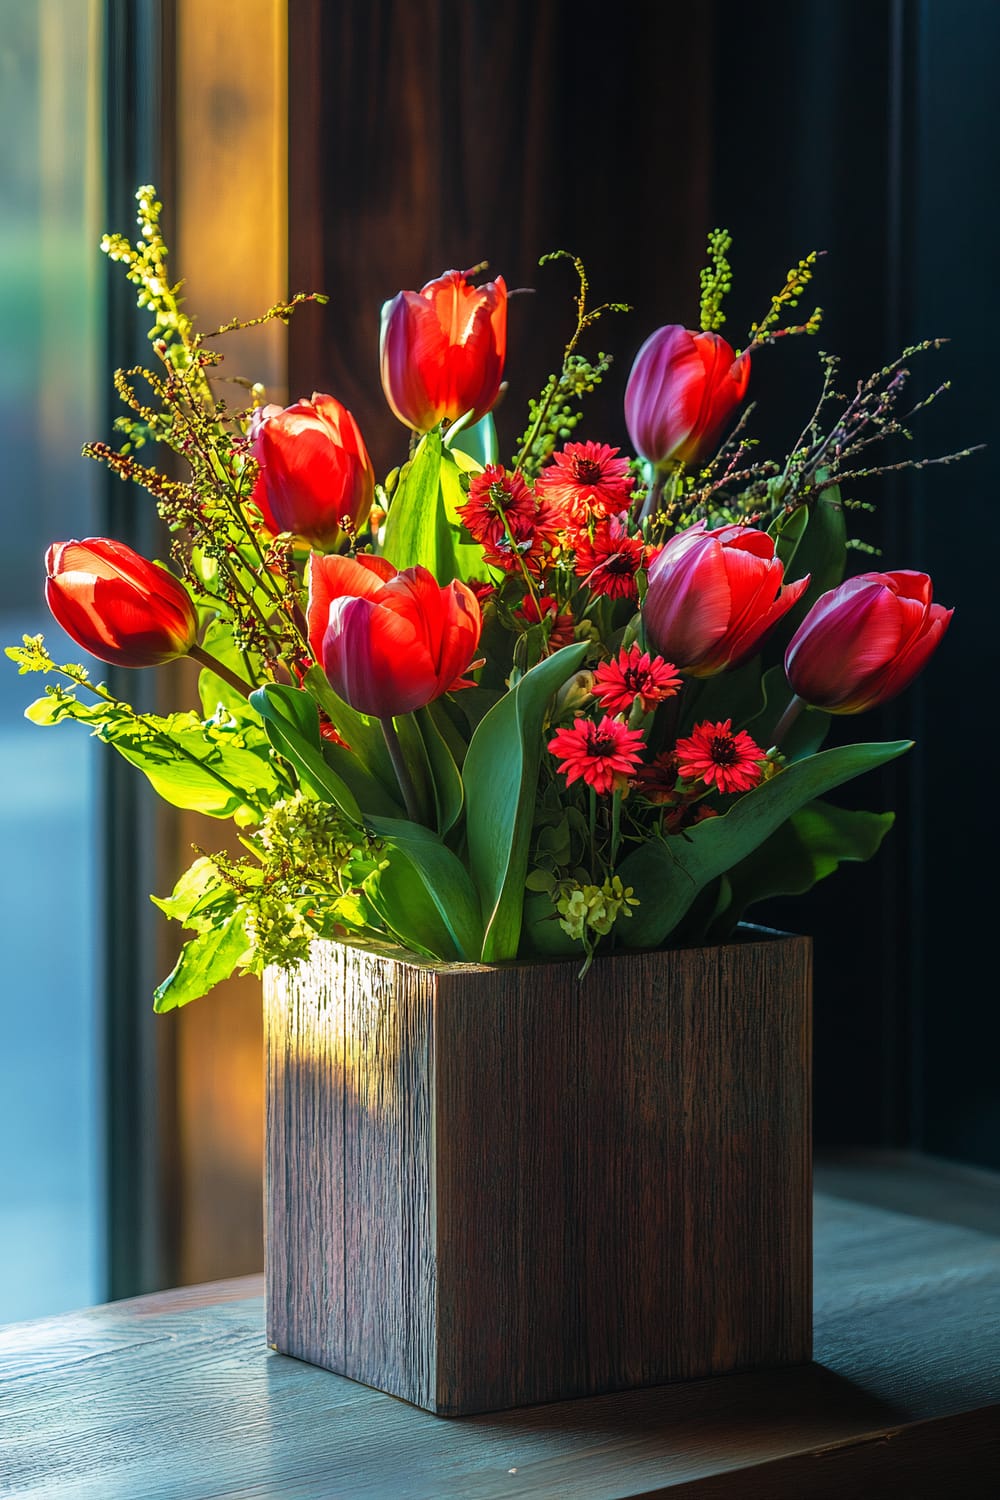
<box><xmin>307</xmin><ymin>552</ymin><xmax>396</xmax><ymax>666</ymax></box>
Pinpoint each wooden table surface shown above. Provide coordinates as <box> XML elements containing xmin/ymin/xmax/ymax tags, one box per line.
<box><xmin>1</xmin><ymin>1152</ymin><xmax>998</xmax><ymax>1499</ymax></box>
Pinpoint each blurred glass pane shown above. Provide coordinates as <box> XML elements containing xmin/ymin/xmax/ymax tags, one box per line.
<box><xmin>0</xmin><ymin>0</ymin><xmax>105</xmax><ymax>1321</ymax></box>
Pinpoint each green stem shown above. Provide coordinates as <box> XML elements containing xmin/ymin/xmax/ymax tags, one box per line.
<box><xmin>588</xmin><ymin>786</ymin><xmax>597</xmax><ymax>871</ymax></box>
<box><xmin>188</xmin><ymin>644</ymin><xmax>254</xmax><ymax>698</ymax></box>
<box><xmin>771</xmin><ymin>692</ymin><xmax>806</xmax><ymax>747</ymax></box>
<box><xmin>380</xmin><ymin>716</ymin><xmax>421</xmax><ymax>823</ymax></box>
<box><xmin>610</xmin><ymin>788</ymin><xmax>622</xmax><ymax>868</ymax></box>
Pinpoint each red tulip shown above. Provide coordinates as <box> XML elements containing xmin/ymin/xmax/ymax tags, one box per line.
<box><xmin>643</xmin><ymin>521</ymin><xmax>809</xmax><ymax>677</ymax></box>
<box><xmin>252</xmin><ymin>393</ymin><xmax>375</xmax><ymax>549</ymax></box>
<box><xmin>306</xmin><ymin>554</ymin><xmax>483</xmax><ymax>718</ymax></box>
<box><xmin>379</xmin><ymin>268</ymin><xmax>507</xmax><ymax>434</ymax></box>
<box><xmin>784</xmin><ymin>570</ymin><xmax>952</xmax><ymax>714</ymax></box>
<box><xmin>624</xmin><ymin>325</ymin><xmax>750</xmax><ymax>469</ymax></box>
<box><xmin>45</xmin><ymin>538</ymin><xmax>197</xmax><ymax>668</ymax></box>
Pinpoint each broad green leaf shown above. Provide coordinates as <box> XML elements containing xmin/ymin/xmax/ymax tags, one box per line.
<box><xmin>250</xmin><ymin>684</ymin><xmax>362</xmax><ymax>823</ymax></box>
<box><xmin>702</xmin><ymin>800</ymin><xmax>896</xmax><ymax>943</ymax></box>
<box><xmin>445</xmin><ymin>411</ymin><xmax>499</xmax><ymax>467</ymax></box>
<box><xmin>415</xmin><ymin>704</ymin><xmax>464</xmax><ymax>835</ymax></box>
<box><xmin>771</xmin><ymin>484</ymin><xmax>847</xmax><ymax>635</ymax></box>
<box><xmin>153</xmin><ymin>911</ymin><xmax>251</xmax><ymax>1012</ymax></box>
<box><xmin>678</xmin><ymin>657</ymin><xmax>767</xmax><ymax>737</ymax></box>
<box><xmin>151</xmin><ymin>855</ymin><xmax>234</xmax><ymax>927</ymax></box>
<box><xmin>301</xmin><ymin>665</ymin><xmax>398</xmax><ymax>791</ymax></box>
<box><xmin>27</xmin><ymin>691</ymin><xmax>275</xmax><ymax>819</ymax></box>
<box><xmin>464</xmin><ymin>641</ymin><xmax>589</xmax><ymax>961</ymax></box>
<box><xmin>381</xmin><ymin>430</ymin><xmax>454</xmax><ymax>576</ymax></box>
<box><xmin>617</xmin><ymin>738</ymin><xmax>912</xmax><ymax>950</ymax></box>
<box><xmin>367</xmin><ymin>815</ymin><xmax>484</xmax><ymax>960</ymax></box>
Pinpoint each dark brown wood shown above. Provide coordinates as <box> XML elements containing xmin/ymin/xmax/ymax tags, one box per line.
<box><xmin>287</xmin><ymin>0</ymin><xmax>716</xmax><ymax>470</ymax></box>
<box><xmin>264</xmin><ymin>927</ymin><xmax>812</xmax><ymax>1415</ymax></box>
<box><xmin>3</xmin><ymin>1159</ymin><xmax>999</xmax><ymax>1498</ymax></box>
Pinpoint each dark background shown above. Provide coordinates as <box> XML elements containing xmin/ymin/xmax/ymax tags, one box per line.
<box><xmin>282</xmin><ymin>0</ymin><xmax>997</xmax><ymax>1168</ymax></box>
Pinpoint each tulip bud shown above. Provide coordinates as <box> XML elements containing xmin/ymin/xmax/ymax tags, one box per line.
<box><xmin>379</xmin><ymin>268</ymin><xmax>507</xmax><ymax>434</ymax></box>
<box><xmin>643</xmin><ymin>521</ymin><xmax>809</xmax><ymax>677</ymax></box>
<box><xmin>45</xmin><ymin>538</ymin><xmax>198</xmax><ymax>668</ymax></box>
<box><xmin>784</xmin><ymin>570</ymin><xmax>952</xmax><ymax>714</ymax></box>
<box><xmin>624</xmin><ymin>324</ymin><xmax>750</xmax><ymax>470</ymax></box>
<box><xmin>253</xmin><ymin>393</ymin><xmax>375</xmax><ymax>550</ymax></box>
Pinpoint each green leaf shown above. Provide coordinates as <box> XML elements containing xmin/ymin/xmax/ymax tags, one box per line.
<box><xmin>381</xmin><ymin>430</ymin><xmax>454</xmax><ymax>577</ymax></box>
<box><xmin>415</xmin><ymin>704</ymin><xmax>464</xmax><ymax>835</ymax></box>
<box><xmin>301</xmin><ymin>665</ymin><xmax>399</xmax><ymax>790</ymax></box>
<box><xmin>250</xmin><ymin>684</ymin><xmax>362</xmax><ymax>823</ymax></box>
<box><xmin>153</xmin><ymin>911</ymin><xmax>251</xmax><ymax>1012</ymax></box>
<box><xmin>771</xmin><ymin>484</ymin><xmax>847</xmax><ymax>635</ymax></box>
<box><xmin>464</xmin><ymin>641</ymin><xmax>589</xmax><ymax>961</ymax></box>
<box><xmin>617</xmin><ymin>738</ymin><xmax>912</xmax><ymax>950</ymax></box>
<box><xmin>437</xmin><ymin>446</ymin><xmax>494</xmax><ymax>583</ymax></box>
<box><xmin>27</xmin><ymin>690</ymin><xmax>276</xmax><ymax>820</ymax></box>
<box><xmin>747</xmin><ymin>664</ymin><xmax>831</xmax><ymax>759</ymax></box>
<box><xmin>366</xmin><ymin>815</ymin><xmax>484</xmax><ymax>960</ymax></box>
<box><xmin>702</xmin><ymin>800</ymin><xmax>896</xmax><ymax>942</ymax></box>
<box><xmin>150</xmin><ymin>855</ymin><xmax>235</xmax><ymax>927</ymax></box>
<box><xmin>445</xmin><ymin>411</ymin><xmax>499</xmax><ymax>467</ymax></box>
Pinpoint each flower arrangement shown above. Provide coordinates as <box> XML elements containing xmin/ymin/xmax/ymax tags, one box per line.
<box><xmin>8</xmin><ymin>190</ymin><xmax>968</xmax><ymax>1005</ymax></box>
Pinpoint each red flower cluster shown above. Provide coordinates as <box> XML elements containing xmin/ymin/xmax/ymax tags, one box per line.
<box><xmin>534</xmin><ymin>441</ymin><xmax>633</xmax><ymax>523</ymax></box>
<box><xmin>591</xmin><ymin>646</ymin><xmax>681</xmax><ymax>715</ymax></box>
<box><xmin>548</xmin><ymin>715</ymin><xmax>646</xmax><ymax>795</ymax></box>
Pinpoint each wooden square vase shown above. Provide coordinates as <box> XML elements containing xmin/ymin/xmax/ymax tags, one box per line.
<box><xmin>264</xmin><ymin>926</ymin><xmax>812</xmax><ymax>1416</ymax></box>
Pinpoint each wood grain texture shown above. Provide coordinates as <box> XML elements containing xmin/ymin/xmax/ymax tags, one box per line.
<box><xmin>1</xmin><ymin>1163</ymin><xmax>998</xmax><ymax>1499</ymax></box>
<box><xmin>264</xmin><ymin>928</ymin><xmax>811</xmax><ymax>1414</ymax></box>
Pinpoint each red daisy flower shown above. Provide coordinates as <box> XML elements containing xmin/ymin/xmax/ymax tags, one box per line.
<box><xmin>457</xmin><ymin>464</ymin><xmax>536</xmax><ymax>548</ymax></box>
<box><xmin>534</xmin><ymin>441</ymin><xmax>634</xmax><ymax>523</ymax></box>
<box><xmin>631</xmin><ymin>750</ymin><xmax>682</xmax><ymax>805</ymax></box>
<box><xmin>674</xmin><ymin>718</ymin><xmax>765</xmax><ymax>794</ymax></box>
<box><xmin>513</xmin><ymin>593</ymin><xmax>576</xmax><ymax>650</ymax></box>
<box><xmin>548</xmin><ymin>714</ymin><xmax>647</xmax><ymax>795</ymax></box>
<box><xmin>573</xmin><ymin>515</ymin><xmax>649</xmax><ymax>599</ymax></box>
<box><xmin>592</xmin><ymin>645</ymin><xmax>682</xmax><ymax>715</ymax></box>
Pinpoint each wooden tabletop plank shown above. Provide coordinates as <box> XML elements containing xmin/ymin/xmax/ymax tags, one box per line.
<box><xmin>1</xmin><ymin>1162</ymin><xmax>998</xmax><ymax>1499</ymax></box>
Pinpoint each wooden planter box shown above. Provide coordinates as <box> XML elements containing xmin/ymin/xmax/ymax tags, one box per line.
<box><xmin>264</xmin><ymin>926</ymin><xmax>812</xmax><ymax>1416</ymax></box>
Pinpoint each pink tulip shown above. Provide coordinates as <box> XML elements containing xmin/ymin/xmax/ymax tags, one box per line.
<box><xmin>624</xmin><ymin>325</ymin><xmax>750</xmax><ymax>469</ymax></box>
<box><xmin>643</xmin><ymin>522</ymin><xmax>809</xmax><ymax>677</ymax></box>
<box><xmin>784</xmin><ymin>570</ymin><xmax>952</xmax><ymax>713</ymax></box>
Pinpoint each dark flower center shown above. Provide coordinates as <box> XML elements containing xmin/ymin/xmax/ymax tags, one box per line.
<box><xmin>572</xmin><ymin>457</ymin><xmax>604</xmax><ymax>484</ymax></box>
<box><xmin>589</xmin><ymin>730</ymin><xmax>618</xmax><ymax>756</ymax></box>
<box><xmin>602</xmin><ymin>551</ymin><xmax>636</xmax><ymax>575</ymax></box>
<box><xmin>710</xmin><ymin>735</ymin><xmax>738</xmax><ymax>765</ymax></box>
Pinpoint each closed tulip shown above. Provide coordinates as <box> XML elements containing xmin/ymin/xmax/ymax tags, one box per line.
<box><xmin>307</xmin><ymin>554</ymin><xmax>483</xmax><ymax>719</ymax></box>
<box><xmin>253</xmin><ymin>393</ymin><xmax>375</xmax><ymax>550</ymax></box>
<box><xmin>643</xmin><ymin>521</ymin><xmax>809</xmax><ymax>677</ymax></box>
<box><xmin>379</xmin><ymin>268</ymin><xmax>507</xmax><ymax>434</ymax></box>
<box><xmin>784</xmin><ymin>570</ymin><xmax>952</xmax><ymax>714</ymax></box>
<box><xmin>45</xmin><ymin>538</ymin><xmax>197</xmax><ymax>668</ymax></box>
<box><xmin>624</xmin><ymin>324</ymin><xmax>750</xmax><ymax>470</ymax></box>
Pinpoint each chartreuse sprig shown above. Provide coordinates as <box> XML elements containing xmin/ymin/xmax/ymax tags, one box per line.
<box><xmin>699</xmin><ymin>229</ymin><xmax>734</xmax><ymax>332</ymax></box>
<box><xmin>513</xmin><ymin>252</ymin><xmax>631</xmax><ymax>478</ymax></box>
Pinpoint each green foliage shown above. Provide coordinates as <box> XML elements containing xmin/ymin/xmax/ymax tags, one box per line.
<box><xmin>616</xmin><ymin>740</ymin><xmax>912</xmax><ymax>950</ymax></box>
<box><xmin>464</xmin><ymin>642</ymin><xmax>588</xmax><ymax>961</ymax></box>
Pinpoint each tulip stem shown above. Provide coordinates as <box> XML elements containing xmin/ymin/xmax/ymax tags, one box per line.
<box><xmin>380</xmin><ymin>716</ymin><xmax>421</xmax><ymax>824</ymax></box>
<box><xmin>638</xmin><ymin>472</ymin><xmax>666</xmax><ymax>527</ymax></box>
<box><xmin>189</xmin><ymin>644</ymin><xmax>254</xmax><ymax>698</ymax></box>
<box><xmin>772</xmin><ymin>693</ymin><xmax>806</xmax><ymax>747</ymax></box>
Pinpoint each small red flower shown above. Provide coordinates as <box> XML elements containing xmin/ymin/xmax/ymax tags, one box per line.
<box><xmin>674</xmin><ymin>718</ymin><xmax>765</xmax><ymax>794</ymax></box>
<box><xmin>534</xmin><ymin>441</ymin><xmax>634</xmax><ymax>523</ymax></box>
<box><xmin>548</xmin><ymin>714</ymin><xmax>646</xmax><ymax>795</ymax></box>
<box><xmin>457</xmin><ymin>464</ymin><xmax>536</xmax><ymax>548</ymax></box>
<box><xmin>573</xmin><ymin>515</ymin><xmax>648</xmax><ymax>599</ymax></box>
<box><xmin>592</xmin><ymin>645</ymin><xmax>682</xmax><ymax>715</ymax></box>
<box><xmin>513</xmin><ymin>593</ymin><xmax>576</xmax><ymax>650</ymax></box>
<box><xmin>631</xmin><ymin>750</ymin><xmax>682</xmax><ymax>805</ymax></box>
